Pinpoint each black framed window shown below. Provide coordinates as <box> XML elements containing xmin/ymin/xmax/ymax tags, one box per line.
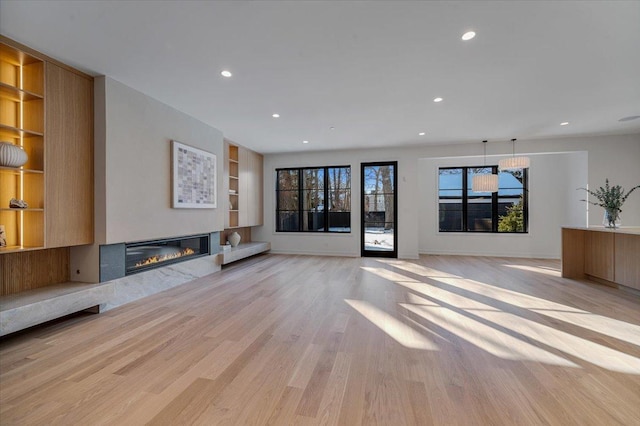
<box><xmin>439</xmin><ymin>166</ymin><xmax>528</xmax><ymax>233</ymax></box>
<box><xmin>276</xmin><ymin>166</ymin><xmax>351</xmax><ymax>232</ymax></box>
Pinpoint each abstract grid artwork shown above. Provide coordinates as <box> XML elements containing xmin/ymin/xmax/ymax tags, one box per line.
<box><xmin>172</xmin><ymin>140</ymin><xmax>217</xmax><ymax>208</ymax></box>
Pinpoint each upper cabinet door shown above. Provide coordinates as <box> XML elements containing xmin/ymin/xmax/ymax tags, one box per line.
<box><xmin>45</xmin><ymin>63</ymin><xmax>94</xmax><ymax>248</ymax></box>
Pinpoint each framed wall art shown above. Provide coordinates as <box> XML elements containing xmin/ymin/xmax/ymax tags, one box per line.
<box><xmin>172</xmin><ymin>140</ymin><xmax>217</xmax><ymax>208</ymax></box>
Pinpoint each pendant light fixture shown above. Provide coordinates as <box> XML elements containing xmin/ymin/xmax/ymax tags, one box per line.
<box><xmin>499</xmin><ymin>138</ymin><xmax>530</xmax><ymax>171</ymax></box>
<box><xmin>472</xmin><ymin>140</ymin><xmax>499</xmax><ymax>192</ymax></box>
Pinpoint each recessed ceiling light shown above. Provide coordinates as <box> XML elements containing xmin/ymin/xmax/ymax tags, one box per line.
<box><xmin>560</xmin><ymin>121</ymin><xmax>569</xmax><ymax>126</ymax></box>
<box><xmin>272</xmin><ymin>113</ymin><xmax>280</xmax><ymax>118</ymax></box>
<box><xmin>220</xmin><ymin>70</ymin><xmax>232</xmax><ymax>77</ymax></box>
<box><xmin>619</xmin><ymin>115</ymin><xmax>640</xmax><ymax>122</ymax></box>
<box><xmin>462</xmin><ymin>31</ymin><xmax>476</xmax><ymax>41</ymax></box>
<box><xmin>303</xmin><ymin>140</ymin><xmax>309</xmax><ymax>144</ymax></box>
<box><xmin>433</xmin><ymin>97</ymin><xmax>443</xmax><ymax>103</ymax></box>
<box><xmin>418</xmin><ymin>132</ymin><xmax>426</xmax><ymax>136</ymax></box>
<box><xmin>330</xmin><ymin>127</ymin><xmax>335</xmax><ymax>130</ymax></box>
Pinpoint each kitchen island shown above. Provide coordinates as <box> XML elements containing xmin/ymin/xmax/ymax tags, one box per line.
<box><xmin>562</xmin><ymin>227</ymin><xmax>640</xmax><ymax>290</ymax></box>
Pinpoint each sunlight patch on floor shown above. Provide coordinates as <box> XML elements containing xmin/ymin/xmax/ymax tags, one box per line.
<box><xmin>362</xmin><ymin>261</ymin><xmax>640</xmax><ymax>373</ymax></box>
<box><xmin>404</xmin><ymin>284</ymin><xmax>640</xmax><ymax>374</ymax></box>
<box><xmin>344</xmin><ymin>299</ymin><xmax>439</xmax><ymax>351</ymax></box>
<box><xmin>503</xmin><ymin>264</ymin><xmax>562</xmax><ymax>277</ymax></box>
<box><xmin>433</xmin><ymin>276</ymin><xmax>640</xmax><ymax>346</ymax></box>
<box><xmin>361</xmin><ymin>266</ymin><xmax>421</xmax><ymax>284</ymax></box>
<box><xmin>400</xmin><ymin>293</ymin><xmax>578</xmax><ymax>367</ymax></box>
<box><xmin>373</xmin><ymin>259</ymin><xmax>461</xmax><ymax>279</ymax></box>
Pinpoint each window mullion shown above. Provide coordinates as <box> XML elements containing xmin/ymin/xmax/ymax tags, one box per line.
<box><xmin>298</xmin><ymin>168</ymin><xmax>303</xmax><ymax>232</ymax></box>
<box><xmin>492</xmin><ymin>165</ymin><xmax>498</xmax><ymax>232</ymax></box>
<box><xmin>324</xmin><ymin>167</ymin><xmax>329</xmax><ymax>232</ymax></box>
<box><xmin>276</xmin><ymin>171</ymin><xmax>280</xmax><ymax>232</ymax></box>
<box><xmin>524</xmin><ymin>169</ymin><xmax>529</xmax><ymax>232</ymax></box>
<box><xmin>462</xmin><ymin>167</ymin><xmax>468</xmax><ymax>231</ymax></box>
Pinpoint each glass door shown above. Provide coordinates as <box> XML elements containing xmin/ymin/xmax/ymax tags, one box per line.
<box><xmin>361</xmin><ymin>162</ymin><xmax>397</xmax><ymax>258</ymax></box>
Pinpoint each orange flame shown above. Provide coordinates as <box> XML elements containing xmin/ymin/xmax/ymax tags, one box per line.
<box><xmin>135</xmin><ymin>247</ymin><xmax>195</xmax><ymax>267</ymax></box>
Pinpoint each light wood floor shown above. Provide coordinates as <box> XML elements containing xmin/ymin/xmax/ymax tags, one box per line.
<box><xmin>1</xmin><ymin>254</ymin><xmax>639</xmax><ymax>425</ymax></box>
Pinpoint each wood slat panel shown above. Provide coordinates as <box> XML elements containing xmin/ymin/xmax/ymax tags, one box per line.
<box><xmin>0</xmin><ymin>247</ymin><xmax>69</xmax><ymax>295</ymax></box>
<box><xmin>584</xmin><ymin>231</ymin><xmax>614</xmax><ymax>281</ymax></box>
<box><xmin>248</xmin><ymin>149</ymin><xmax>264</xmax><ymax>226</ymax></box>
<box><xmin>615</xmin><ymin>233</ymin><xmax>640</xmax><ymax>289</ymax></box>
<box><xmin>238</xmin><ymin>146</ymin><xmax>249</xmax><ymax>227</ymax></box>
<box><xmin>45</xmin><ymin>62</ymin><xmax>93</xmax><ymax>247</ymax></box>
<box><xmin>561</xmin><ymin>228</ymin><xmax>585</xmax><ymax>279</ymax></box>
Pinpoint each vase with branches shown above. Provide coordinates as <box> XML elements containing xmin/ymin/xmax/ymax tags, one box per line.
<box><xmin>579</xmin><ymin>179</ymin><xmax>639</xmax><ymax>228</ymax></box>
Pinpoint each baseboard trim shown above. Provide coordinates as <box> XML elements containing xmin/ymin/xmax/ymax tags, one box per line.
<box><xmin>419</xmin><ymin>250</ymin><xmax>560</xmax><ymax>260</ymax></box>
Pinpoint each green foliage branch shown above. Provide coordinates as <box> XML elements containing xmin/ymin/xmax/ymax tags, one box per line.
<box><xmin>579</xmin><ymin>179</ymin><xmax>639</xmax><ymax>212</ymax></box>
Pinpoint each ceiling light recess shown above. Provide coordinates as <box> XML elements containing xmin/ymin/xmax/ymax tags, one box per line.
<box><xmin>220</xmin><ymin>70</ymin><xmax>232</xmax><ymax>77</ymax></box>
<box><xmin>272</xmin><ymin>113</ymin><xmax>280</xmax><ymax>118</ymax></box>
<box><xmin>499</xmin><ymin>138</ymin><xmax>530</xmax><ymax>171</ymax></box>
<box><xmin>433</xmin><ymin>97</ymin><xmax>443</xmax><ymax>103</ymax></box>
<box><xmin>472</xmin><ymin>140</ymin><xmax>499</xmax><ymax>192</ymax></box>
<box><xmin>462</xmin><ymin>31</ymin><xmax>476</xmax><ymax>41</ymax></box>
<box><xmin>560</xmin><ymin>121</ymin><xmax>569</xmax><ymax>126</ymax></box>
<box><xmin>418</xmin><ymin>132</ymin><xmax>425</xmax><ymax>136</ymax></box>
<box><xmin>303</xmin><ymin>140</ymin><xmax>309</xmax><ymax>144</ymax></box>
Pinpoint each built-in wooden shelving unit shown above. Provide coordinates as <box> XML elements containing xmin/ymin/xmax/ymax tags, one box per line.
<box><xmin>228</xmin><ymin>143</ymin><xmax>239</xmax><ymax>228</ymax></box>
<box><xmin>0</xmin><ymin>42</ymin><xmax>45</xmax><ymax>253</ymax></box>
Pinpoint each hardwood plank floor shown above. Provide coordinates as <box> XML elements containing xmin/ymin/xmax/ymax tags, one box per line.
<box><xmin>1</xmin><ymin>254</ymin><xmax>639</xmax><ymax>425</ymax></box>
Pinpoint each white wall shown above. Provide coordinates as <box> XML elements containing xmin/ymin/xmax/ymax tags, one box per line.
<box><xmin>253</xmin><ymin>133</ymin><xmax>640</xmax><ymax>259</ymax></box>
<box><xmin>71</xmin><ymin>77</ymin><xmax>225</xmax><ymax>282</ymax></box>
<box><xmin>418</xmin><ymin>152</ymin><xmax>588</xmax><ymax>258</ymax></box>
<box><xmin>100</xmin><ymin>77</ymin><xmax>224</xmax><ymax>244</ymax></box>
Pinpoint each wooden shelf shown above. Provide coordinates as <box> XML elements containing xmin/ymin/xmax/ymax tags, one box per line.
<box><xmin>0</xmin><ymin>124</ymin><xmax>43</xmax><ymax>138</ymax></box>
<box><xmin>0</xmin><ymin>166</ymin><xmax>44</xmax><ymax>174</ymax></box>
<box><xmin>0</xmin><ymin>245</ymin><xmax>45</xmax><ymax>253</ymax></box>
<box><xmin>0</xmin><ymin>82</ymin><xmax>43</xmax><ymax>102</ymax></box>
<box><xmin>0</xmin><ymin>208</ymin><xmax>44</xmax><ymax>212</ymax></box>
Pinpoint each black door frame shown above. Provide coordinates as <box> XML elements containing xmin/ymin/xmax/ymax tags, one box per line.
<box><xmin>361</xmin><ymin>161</ymin><xmax>398</xmax><ymax>258</ymax></box>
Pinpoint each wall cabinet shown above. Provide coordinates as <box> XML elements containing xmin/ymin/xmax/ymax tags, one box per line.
<box><xmin>0</xmin><ymin>38</ymin><xmax>93</xmax><ymax>254</ymax></box>
<box><xmin>225</xmin><ymin>140</ymin><xmax>263</xmax><ymax>229</ymax></box>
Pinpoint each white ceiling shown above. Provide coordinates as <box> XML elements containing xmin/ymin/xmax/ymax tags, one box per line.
<box><xmin>1</xmin><ymin>1</ymin><xmax>639</xmax><ymax>154</ymax></box>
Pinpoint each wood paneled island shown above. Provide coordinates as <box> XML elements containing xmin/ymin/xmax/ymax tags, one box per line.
<box><xmin>562</xmin><ymin>227</ymin><xmax>640</xmax><ymax>290</ymax></box>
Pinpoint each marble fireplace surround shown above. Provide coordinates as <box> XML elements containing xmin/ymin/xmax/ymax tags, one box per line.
<box><xmin>0</xmin><ymin>233</ymin><xmax>221</xmax><ymax>336</ymax></box>
<box><xmin>98</xmin><ymin>232</ymin><xmax>222</xmax><ymax>309</ymax></box>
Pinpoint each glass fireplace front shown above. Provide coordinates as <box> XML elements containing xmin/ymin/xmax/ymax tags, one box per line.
<box><xmin>125</xmin><ymin>234</ymin><xmax>209</xmax><ymax>275</ymax></box>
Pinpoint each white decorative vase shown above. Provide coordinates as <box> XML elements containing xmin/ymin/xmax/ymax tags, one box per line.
<box><xmin>228</xmin><ymin>231</ymin><xmax>241</xmax><ymax>247</ymax></box>
<box><xmin>0</xmin><ymin>142</ymin><xmax>28</xmax><ymax>167</ymax></box>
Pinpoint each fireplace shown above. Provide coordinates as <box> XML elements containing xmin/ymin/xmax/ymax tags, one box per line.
<box><xmin>99</xmin><ymin>232</ymin><xmax>219</xmax><ymax>282</ymax></box>
<box><xmin>125</xmin><ymin>234</ymin><xmax>209</xmax><ymax>275</ymax></box>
